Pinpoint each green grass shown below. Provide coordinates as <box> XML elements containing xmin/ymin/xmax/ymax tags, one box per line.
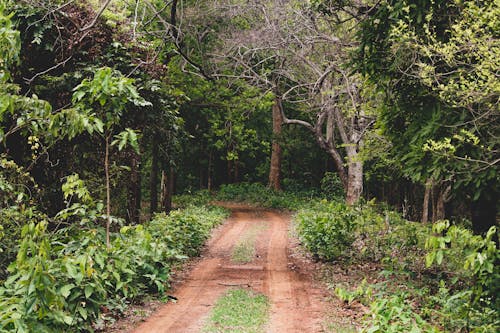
<box><xmin>321</xmin><ymin>319</ymin><xmax>358</xmax><ymax>333</ymax></box>
<box><xmin>232</xmin><ymin>241</ymin><xmax>255</xmax><ymax>263</ymax></box>
<box><xmin>203</xmin><ymin>289</ymin><xmax>269</xmax><ymax>333</ymax></box>
<box><xmin>231</xmin><ymin>224</ymin><xmax>266</xmax><ymax>263</ymax></box>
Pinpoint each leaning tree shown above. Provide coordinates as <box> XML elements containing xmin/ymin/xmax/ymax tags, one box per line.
<box><xmin>203</xmin><ymin>0</ymin><xmax>375</xmax><ymax>204</ymax></box>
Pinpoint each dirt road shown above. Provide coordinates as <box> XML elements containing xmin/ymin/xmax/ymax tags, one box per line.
<box><xmin>131</xmin><ymin>204</ymin><xmax>328</xmax><ymax>333</ymax></box>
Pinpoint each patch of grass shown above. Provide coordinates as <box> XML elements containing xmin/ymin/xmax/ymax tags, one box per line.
<box><xmin>232</xmin><ymin>241</ymin><xmax>255</xmax><ymax>263</ymax></box>
<box><xmin>203</xmin><ymin>288</ymin><xmax>269</xmax><ymax>333</ymax></box>
<box><xmin>321</xmin><ymin>320</ymin><xmax>358</xmax><ymax>333</ymax></box>
<box><xmin>231</xmin><ymin>224</ymin><xmax>266</xmax><ymax>264</ymax></box>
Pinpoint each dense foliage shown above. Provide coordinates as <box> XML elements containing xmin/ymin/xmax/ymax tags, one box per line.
<box><xmin>295</xmin><ymin>200</ymin><xmax>499</xmax><ymax>332</ymax></box>
<box><xmin>0</xmin><ymin>0</ymin><xmax>497</xmax><ymax>331</ymax></box>
<box><xmin>0</xmin><ymin>202</ymin><xmax>227</xmax><ymax>332</ymax></box>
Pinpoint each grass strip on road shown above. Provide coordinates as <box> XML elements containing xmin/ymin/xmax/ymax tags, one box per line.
<box><xmin>203</xmin><ymin>288</ymin><xmax>269</xmax><ymax>333</ymax></box>
<box><xmin>231</xmin><ymin>223</ymin><xmax>265</xmax><ymax>263</ymax></box>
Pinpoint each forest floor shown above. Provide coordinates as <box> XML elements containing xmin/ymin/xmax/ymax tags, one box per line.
<box><xmin>107</xmin><ymin>203</ymin><xmax>362</xmax><ymax>332</ymax></box>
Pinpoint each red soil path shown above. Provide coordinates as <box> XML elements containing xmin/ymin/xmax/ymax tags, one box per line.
<box><xmin>130</xmin><ymin>204</ymin><xmax>328</xmax><ymax>333</ymax></box>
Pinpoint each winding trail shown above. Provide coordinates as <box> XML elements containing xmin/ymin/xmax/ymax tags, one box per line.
<box><xmin>131</xmin><ymin>204</ymin><xmax>328</xmax><ymax>333</ymax></box>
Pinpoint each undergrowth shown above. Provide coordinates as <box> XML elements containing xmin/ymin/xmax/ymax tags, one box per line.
<box><xmin>0</xmin><ymin>174</ymin><xmax>228</xmax><ymax>332</ymax></box>
<box><xmin>296</xmin><ymin>200</ymin><xmax>499</xmax><ymax>332</ymax></box>
<box><xmin>171</xmin><ymin>183</ymin><xmax>500</xmax><ymax>332</ymax></box>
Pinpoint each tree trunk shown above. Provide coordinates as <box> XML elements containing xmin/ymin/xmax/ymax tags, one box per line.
<box><xmin>434</xmin><ymin>185</ymin><xmax>451</xmax><ymax>221</ymax></box>
<box><xmin>150</xmin><ymin>136</ymin><xmax>158</xmax><ymax>215</ymax></box>
<box><xmin>162</xmin><ymin>166</ymin><xmax>175</xmax><ymax>214</ymax></box>
<box><xmin>345</xmin><ymin>160</ymin><xmax>363</xmax><ymax>205</ymax></box>
<box><xmin>422</xmin><ymin>178</ymin><xmax>432</xmax><ymax>223</ymax></box>
<box><xmin>105</xmin><ymin>134</ymin><xmax>111</xmax><ymax>248</ymax></box>
<box><xmin>127</xmin><ymin>150</ymin><xmax>141</xmax><ymax>224</ymax></box>
<box><xmin>207</xmin><ymin>150</ymin><xmax>213</xmax><ymax>191</ymax></box>
<box><xmin>268</xmin><ymin>97</ymin><xmax>283</xmax><ymax>191</ymax></box>
<box><xmin>234</xmin><ymin>160</ymin><xmax>239</xmax><ymax>182</ymax></box>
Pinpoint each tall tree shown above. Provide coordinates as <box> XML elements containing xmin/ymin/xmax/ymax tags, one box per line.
<box><xmin>357</xmin><ymin>0</ymin><xmax>499</xmax><ymax>230</ymax></box>
<box><xmin>204</xmin><ymin>0</ymin><xmax>375</xmax><ymax>203</ymax></box>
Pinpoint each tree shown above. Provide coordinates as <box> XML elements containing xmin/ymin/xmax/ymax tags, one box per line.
<box><xmin>203</xmin><ymin>0</ymin><xmax>375</xmax><ymax>204</ymax></box>
<box><xmin>71</xmin><ymin>67</ymin><xmax>150</xmax><ymax>247</ymax></box>
<box><xmin>357</xmin><ymin>0</ymin><xmax>499</xmax><ymax>231</ymax></box>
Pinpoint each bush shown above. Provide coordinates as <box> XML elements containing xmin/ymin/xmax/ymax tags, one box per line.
<box><xmin>296</xmin><ymin>201</ymin><xmax>357</xmax><ymax>260</ymax></box>
<box><xmin>298</xmin><ymin>199</ymin><xmax>499</xmax><ymax>332</ymax></box>
<box><xmin>216</xmin><ymin>182</ymin><xmax>314</xmax><ymax>210</ymax></box>
<box><xmin>173</xmin><ymin>189</ymin><xmax>212</xmax><ymax>208</ymax></box>
<box><xmin>0</xmin><ymin>157</ymin><xmax>44</xmax><ymax>281</ymax></box>
<box><xmin>320</xmin><ymin>172</ymin><xmax>345</xmax><ymax>199</ymax></box>
<box><xmin>0</xmin><ymin>205</ymin><xmax>228</xmax><ymax>332</ymax></box>
<box><xmin>362</xmin><ymin>293</ymin><xmax>440</xmax><ymax>333</ymax></box>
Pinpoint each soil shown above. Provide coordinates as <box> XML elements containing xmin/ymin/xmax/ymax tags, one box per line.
<box><xmin>107</xmin><ymin>203</ymin><xmax>336</xmax><ymax>333</ymax></box>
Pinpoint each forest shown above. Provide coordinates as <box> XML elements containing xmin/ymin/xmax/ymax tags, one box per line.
<box><xmin>0</xmin><ymin>0</ymin><xmax>498</xmax><ymax>332</ymax></box>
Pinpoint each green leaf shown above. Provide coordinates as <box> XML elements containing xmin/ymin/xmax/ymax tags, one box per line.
<box><xmin>63</xmin><ymin>314</ymin><xmax>73</xmax><ymax>325</ymax></box>
<box><xmin>60</xmin><ymin>283</ymin><xmax>75</xmax><ymax>298</ymax></box>
<box><xmin>78</xmin><ymin>306</ymin><xmax>88</xmax><ymax>320</ymax></box>
<box><xmin>84</xmin><ymin>285</ymin><xmax>93</xmax><ymax>298</ymax></box>
<box><xmin>436</xmin><ymin>250</ymin><xmax>443</xmax><ymax>265</ymax></box>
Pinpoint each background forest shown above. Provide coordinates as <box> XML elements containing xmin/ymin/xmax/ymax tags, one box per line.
<box><xmin>0</xmin><ymin>0</ymin><xmax>498</xmax><ymax>332</ymax></box>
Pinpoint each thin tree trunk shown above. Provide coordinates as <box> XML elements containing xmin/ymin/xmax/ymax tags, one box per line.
<box><xmin>234</xmin><ymin>160</ymin><xmax>239</xmax><ymax>182</ymax></box>
<box><xmin>165</xmin><ymin>166</ymin><xmax>174</xmax><ymax>213</ymax></box>
<box><xmin>127</xmin><ymin>150</ymin><xmax>141</xmax><ymax>224</ymax></box>
<box><xmin>268</xmin><ymin>97</ymin><xmax>283</xmax><ymax>191</ymax></box>
<box><xmin>150</xmin><ymin>136</ymin><xmax>158</xmax><ymax>215</ymax></box>
<box><xmin>207</xmin><ymin>150</ymin><xmax>213</xmax><ymax>191</ymax></box>
<box><xmin>227</xmin><ymin>159</ymin><xmax>233</xmax><ymax>183</ymax></box>
<box><xmin>422</xmin><ymin>178</ymin><xmax>432</xmax><ymax>223</ymax></box>
<box><xmin>105</xmin><ymin>134</ymin><xmax>111</xmax><ymax>248</ymax></box>
<box><xmin>160</xmin><ymin>170</ymin><xmax>166</xmax><ymax>209</ymax></box>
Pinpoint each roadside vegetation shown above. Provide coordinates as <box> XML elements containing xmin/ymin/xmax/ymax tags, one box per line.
<box><xmin>0</xmin><ymin>0</ymin><xmax>498</xmax><ymax>332</ymax></box>
<box><xmin>208</xmin><ymin>183</ymin><xmax>499</xmax><ymax>332</ymax></box>
<box><xmin>0</xmin><ymin>168</ymin><xmax>228</xmax><ymax>331</ymax></box>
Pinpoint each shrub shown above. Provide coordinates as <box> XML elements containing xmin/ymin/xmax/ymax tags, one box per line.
<box><xmin>296</xmin><ymin>201</ymin><xmax>357</xmax><ymax>260</ymax></box>
<box><xmin>174</xmin><ymin>189</ymin><xmax>212</xmax><ymax>208</ymax></box>
<box><xmin>0</xmin><ymin>158</ymin><xmax>44</xmax><ymax>281</ymax></box>
<box><xmin>216</xmin><ymin>182</ymin><xmax>314</xmax><ymax>210</ymax></box>
<box><xmin>0</xmin><ymin>205</ymin><xmax>228</xmax><ymax>332</ymax></box>
<box><xmin>320</xmin><ymin>172</ymin><xmax>345</xmax><ymax>199</ymax></box>
<box><xmin>362</xmin><ymin>293</ymin><xmax>440</xmax><ymax>333</ymax></box>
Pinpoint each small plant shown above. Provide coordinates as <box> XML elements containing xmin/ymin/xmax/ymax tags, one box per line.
<box><xmin>296</xmin><ymin>201</ymin><xmax>357</xmax><ymax>260</ymax></box>
<box><xmin>362</xmin><ymin>293</ymin><xmax>440</xmax><ymax>333</ymax></box>
<box><xmin>231</xmin><ymin>224</ymin><xmax>265</xmax><ymax>264</ymax></box>
<box><xmin>334</xmin><ymin>280</ymin><xmax>373</xmax><ymax>305</ymax></box>
<box><xmin>320</xmin><ymin>172</ymin><xmax>345</xmax><ymax>199</ymax></box>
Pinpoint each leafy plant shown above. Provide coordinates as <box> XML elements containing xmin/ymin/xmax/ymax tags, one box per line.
<box><xmin>362</xmin><ymin>293</ymin><xmax>439</xmax><ymax>333</ymax></box>
<box><xmin>296</xmin><ymin>201</ymin><xmax>357</xmax><ymax>261</ymax></box>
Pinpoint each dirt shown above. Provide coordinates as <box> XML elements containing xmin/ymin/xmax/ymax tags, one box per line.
<box><xmin>111</xmin><ymin>204</ymin><xmax>333</xmax><ymax>333</ymax></box>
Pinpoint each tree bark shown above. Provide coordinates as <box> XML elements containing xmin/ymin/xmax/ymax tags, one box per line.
<box><xmin>166</xmin><ymin>166</ymin><xmax>175</xmax><ymax>213</ymax></box>
<box><xmin>207</xmin><ymin>150</ymin><xmax>213</xmax><ymax>191</ymax></box>
<box><xmin>422</xmin><ymin>178</ymin><xmax>432</xmax><ymax>223</ymax></box>
<box><xmin>127</xmin><ymin>150</ymin><xmax>141</xmax><ymax>224</ymax></box>
<box><xmin>150</xmin><ymin>136</ymin><xmax>159</xmax><ymax>215</ymax></box>
<box><xmin>161</xmin><ymin>168</ymin><xmax>173</xmax><ymax>214</ymax></box>
<box><xmin>434</xmin><ymin>184</ymin><xmax>451</xmax><ymax>221</ymax></box>
<box><xmin>268</xmin><ymin>96</ymin><xmax>283</xmax><ymax>191</ymax></box>
<box><xmin>346</xmin><ymin>160</ymin><xmax>363</xmax><ymax>205</ymax></box>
